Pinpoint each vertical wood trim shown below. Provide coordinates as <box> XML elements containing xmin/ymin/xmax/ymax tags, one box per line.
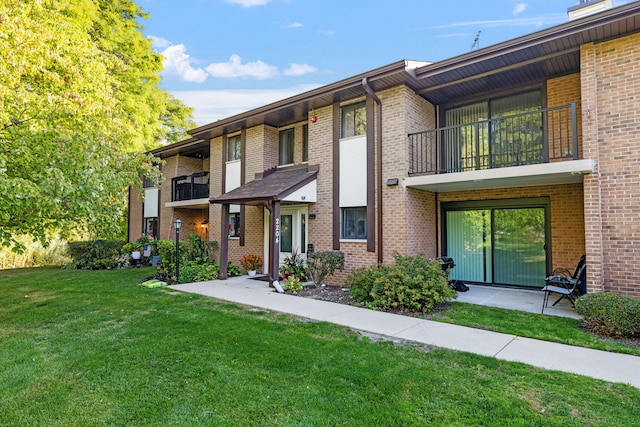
<box><xmin>366</xmin><ymin>96</ymin><xmax>376</xmax><ymax>253</ymax></box>
<box><xmin>332</xmin><ymin>102</ymin><xmax>341</xmax><ymax>250</ymax></box>
<box><xmin>221</xmin><ymin>135</ymin><xmax>227</xmax><ymax>194</ymax></box>
<box><xmin>240</xmin><ymin>129</ymin><xmax>247</xmax><ymax>246</ymax></box>
<box><xmin>218</xmin><ymin>203</ymin><xmax>229</xmax><ymax>280</ymax></box>
<box><xmin>269</xmin><ymin>202</ymin><xmax>281</xmax><ymax>284</ymax></box>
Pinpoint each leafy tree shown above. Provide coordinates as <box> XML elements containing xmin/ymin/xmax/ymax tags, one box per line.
<box><xmin>0</xmin><ymin>0</ymin><xmax>196</xmax><ymax>250</ymax></box>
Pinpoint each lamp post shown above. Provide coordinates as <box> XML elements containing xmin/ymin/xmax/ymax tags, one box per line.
<box><xmin>173</xmin><ymin>218</ymin><xmax>182</xmax><ymax>284</ymax></box>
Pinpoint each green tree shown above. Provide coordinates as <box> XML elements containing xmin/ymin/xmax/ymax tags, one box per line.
<box><xmin>0</xmin><ymin>0</ymin><xmax>196</xmax><ymax>250</ymax></box>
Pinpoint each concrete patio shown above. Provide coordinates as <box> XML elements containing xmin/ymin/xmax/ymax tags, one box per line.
<box><xmin>455</xmin><ymin>284</ymin><xmax>580</xmax><ymax>319</ymax></box>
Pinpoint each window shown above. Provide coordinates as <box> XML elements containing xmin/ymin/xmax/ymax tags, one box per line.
<box><xmin>227</xmin><ymin>134</ymin><xmax>241</xmax><ymax>161</ymax></box>
<box><xmin>302</xmin><ymin>124</ymin><xmax>309</xmax><ymax>162</ymax></box>
<box><xmin>341</xmin><ymin>207</ymin><xmax>366</xmax><ymax>239</ymax></box>
<box><xmin>145</xmin><ymin>217</ymin><xmax>158</xmax><ymax>240</ymax></box>
<box><xmin>279</xmin><ymin>128</ymin><xmax>295</xmax><ymax>165</ymax></box>
<box><xmin>228</xmin><ymin>212</ymin><xmax>240</xmax><ymax>237</ymax></box>
<box><xmin>341</xmin><ymin>102</ymin><xmax>366</xmax><ymax>138</ymax></box>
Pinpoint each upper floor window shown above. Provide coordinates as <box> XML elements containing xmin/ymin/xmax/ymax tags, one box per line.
<box><xmin>302</xmin><ymin>124</ymin><xmax>309</xmax><ymax>162</ymax></box>
<box><xmin>341</xmin><ymin>102</ymin><xmax>366</xmax><ymax>138</ymax></box>
<box><xmin>279</xmin><ymin>128</ymin><xmax>295</xmax><ymax>166</ymax></box>
<box><xmin>227</xmin><ymin>134</ymin><xmax>241</xmax><ymax>161</ymax></box>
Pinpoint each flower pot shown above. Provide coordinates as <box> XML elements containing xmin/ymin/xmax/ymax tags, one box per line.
<box><xmin>248</xmin><ymin>270</ymin><xmax>257</xmax><ymax>277</ymax></box>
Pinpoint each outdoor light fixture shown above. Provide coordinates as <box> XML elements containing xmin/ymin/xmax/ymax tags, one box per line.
<box><xmin>173</xmin><ymin>218</ymin><xmax>182</xmax><ymax>284</ymax></box>
<box><xmin>201</xmin><ymin>219</ymin><xmax>208</xmax><ymax>228</ymax></box>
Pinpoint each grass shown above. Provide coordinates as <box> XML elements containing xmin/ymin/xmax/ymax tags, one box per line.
<box><xmin>0</xmin><ymin>267</ymin><xmax>639</xmax><ymax>426</ymax></box>
<box><xmin>427</xmin><ymin>301</ymin><xmax>640</xmax><ymax>356</ymax></box>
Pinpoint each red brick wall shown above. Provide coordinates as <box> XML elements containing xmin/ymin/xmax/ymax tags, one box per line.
<box><xmin>128</xmin><ymin>186</ymin><xmax>144</xmax><ymax>242</ymax></box>
<box><xmin>547</xmin><ymin>73</ymin><xmax>583</xmax><ymax>159</ymax></box>
<box><xmin>581</xmin><ymin>33</ymin><xmax>640</xmax><ymax>297</ymax></box>
<box><xmin>157</xmin><ymin>155</ymin><xmax>208</xmax><ymax>241</ymax></box>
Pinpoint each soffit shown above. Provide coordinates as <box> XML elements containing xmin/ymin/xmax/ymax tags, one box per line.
<box><xmin>413</xmin><ymin>2</ymin><xmax>640</xmax><ymax>104</ymax></box>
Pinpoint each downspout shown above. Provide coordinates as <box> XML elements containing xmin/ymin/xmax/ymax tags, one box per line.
<box><xmin>362</xmin><ymin>77</ymin><xmax>383</xmax><ymax>263</ymax></box>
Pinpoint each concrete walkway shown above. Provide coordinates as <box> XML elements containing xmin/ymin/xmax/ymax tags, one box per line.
<box><xmin>169</xmin><ymin>276</ymin><xmax>640</xmax><ymax>389</ymax></box>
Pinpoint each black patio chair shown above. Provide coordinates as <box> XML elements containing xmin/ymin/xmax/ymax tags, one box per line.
<box><xmin>541</xmin><ymin>255</ymin><xmax>586</xmax><ymax>313</ymax></box>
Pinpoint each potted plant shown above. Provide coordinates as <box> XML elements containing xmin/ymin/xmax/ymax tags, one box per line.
<box><xmin>239</xmin><ymin>254</ymin><xmax>263</xmax><ymax>276</ymax></box>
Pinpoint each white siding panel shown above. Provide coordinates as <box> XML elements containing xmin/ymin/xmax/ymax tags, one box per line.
<box><xmin>144</xmin><ymin>188</ymin><xmax>158</xmax><ymax>218</ymax></box>
<box><xmin>225</xmin><ymin>160</ymin><xmax>241</xmax><ymax>192</ymax></box>
<box><xmin>339</xmin><ymin>135</ymin><xmax>367</xmax><ymax>207</ymax></box>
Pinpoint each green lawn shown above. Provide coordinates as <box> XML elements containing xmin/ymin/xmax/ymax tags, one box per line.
<box><xmin>428</xmin><ymin>301</ymin><xmax>640</xmax><ymax>356</ymax></box>
<box><xmin>1</xmin><ymin>267</ymin><xmax>639</xmax><ymax>426</ymax></box>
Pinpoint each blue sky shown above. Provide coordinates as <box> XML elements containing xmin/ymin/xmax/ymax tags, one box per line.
<box><xmin>139</xmin><ymin>0</ymin><xmax>634</xmax><ymax>125</ymax></box>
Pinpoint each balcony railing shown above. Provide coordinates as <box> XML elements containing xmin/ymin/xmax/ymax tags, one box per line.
<box><xmin>171</xmin><ymin>171</ymin><xmax>209</xmax><ymax>202</ymax></box>
<box><xmin>408</xmin><ymin>103</ymin><xmax>578</xmax><ymax>176</ymax></box>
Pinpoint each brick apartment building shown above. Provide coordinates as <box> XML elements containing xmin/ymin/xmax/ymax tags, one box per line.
<box><xmin>129</xmin><ymin>0</ymin><xmax>640</xmax><ymax>297</ymax></box>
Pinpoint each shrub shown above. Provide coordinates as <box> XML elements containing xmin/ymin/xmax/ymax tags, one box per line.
<box><xmin>67</xmin><ymin>240</ymin><xmax>126</xmax><ymax>270</ymax></box>
<box><xmin>347</xmin><ymin>253</ymin><xmax>456</xmax><ymax>314</ymax></box>
<box><xmin>306</xmin><ymin>251</ymin><xmax>344</xmax><ymax>286</ymax></box>
<box><xmin>279</xmin><ymin>250</ymin><xmax>308</xmax><ymax>282</ymax></box>
<box><xmin>155</xmin><ymin>239</ymin><xmax>186</xmax><ymax>279</ymax></box>
<box><xmin>227</xmin><ymin>262</ymin><xmax>241</xmax><ymax>277</ymax></box>
<box><xmin>178</xmin><ymin>260</ymin><xmax>220</xmax><ymax>283</ymax></box>
<box><xmin>186</xmin><ymin>234</ymin><xmax>219</xmax><ymax>262</ymax></box>
<box><xmin>575</xmin><ymin>292</ymin><xmax>640</xmax><ymax>338</ymax></box>
<box><xmin>282</xmin><ymin>275</ymin><xmax>304</xmax><ymax>292</ymax></box>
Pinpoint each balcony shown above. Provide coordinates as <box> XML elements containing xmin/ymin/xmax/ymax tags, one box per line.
<box><xmin>168</xmin><ymin>172</ymin><xmax>209</xmax><ymax>207</ymax></box>
<box><xmin>406</xmin><ymin>103</ymin><xmax>593</xmax><ymax>191</ymax></box>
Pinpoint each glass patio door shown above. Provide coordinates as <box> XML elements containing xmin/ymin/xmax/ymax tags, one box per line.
<box><xmin>446</xmin><ymin>210</ymin><xmax>492</xmax><ymax>283</ymax></box>
<box><xmin>445</xmin><ymin>203</ymin><xmax>548</xmax><ymax>287</ymax></box>
<box><xmin>493</xmin><ymin>208</ymin><xmax>546</xmax><ymax>286</ymax></box>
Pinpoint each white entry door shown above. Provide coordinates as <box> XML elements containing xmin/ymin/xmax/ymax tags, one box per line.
<box><xmin>278</xmin><ymin>206</ymin><xmax>308</xmax><ymax>265</ymax></box>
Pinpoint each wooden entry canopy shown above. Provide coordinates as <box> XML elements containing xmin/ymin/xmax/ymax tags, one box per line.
<box><xmin>211</xmin><ymin>166</ymin><xmax>318</xmax><ymax>284</ymax></box>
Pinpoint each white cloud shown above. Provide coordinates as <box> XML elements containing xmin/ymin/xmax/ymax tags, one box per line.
<box><xmin>430</xmin><ymin>14</ymin><xmax>566</xmax><ymax>29</ymax></box>
<box><xmin>172</xmin><ymin>85</ymin><xmax>323</xmax><ymax>126</ymax></box>
<box><xmin>227</xmin><ymin>0</ymin><xmax>271</xmax><ymax>7</ymax></box>
<box><xmin>283</xmin><ymin>63</ymin><xmax>317</xmax><ymax>76</ymax></box>
<box><xmin>320</xmin><ymin>29</ymin><xmax>336</xmax><ymax>36</ymax></box>
<box><xmin>149</xmin><ymin>35</ymin><xmax>171</xmax><ymax>50</ymax></box>
<box><xmin>513</xmin><ymin>3</ymin><xmax>527</xmax><ymax>15</ymax></box>
<box><xmin>283</xmin><ymin>22</ymin><xmax>303</xmax><ymax>29</ymax></box>
<box><xmin>161</xmin><ymin>44</ymin><xmax>208</xmax><ymax>83</ymax></box>
<box><xmin>205</xmin><ymin>54</ymin><xmax>279</xmax><ymax>80</ymax></box>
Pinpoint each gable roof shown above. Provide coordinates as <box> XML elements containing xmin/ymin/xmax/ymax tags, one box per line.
<box><xmin>211</xmin><ymin>167</ymin><xmax>318</xmax><ymax>206</ymax></box>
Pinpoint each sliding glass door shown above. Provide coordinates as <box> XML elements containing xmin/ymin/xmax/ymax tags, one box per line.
<box><xmin>444</xmin><ymin>200</ymin><xmax>548</xmax><ymax>287</ymax></box>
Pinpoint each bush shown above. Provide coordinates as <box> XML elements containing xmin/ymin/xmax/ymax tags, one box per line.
<box><xmin>178</xmin><ymin>260</ymin><xmax>220</xmax><ymax>283</ymax></box>
<box><xmin>575</xmin><ymin>292</ymin><xmax>640</xmax><ymax>338</ymax></box>
<box><xmin>347</xmin><ymin>253</ymin><xmax>456</xmax><ymax>314</ymax></box>
<box><xmin>155</xmin><ymin>239</ymin><xmax>186</xmax><ymax>279</ymax></box>
<box><xmin>226</xmin><ymin>262</ymin><xmax>241</xmax><ymax>277</ymax></box>
<box><xmin>306</xmin><ymin>251</ymin><xmax>344</xmax><ymax>286</ymax></box>
<box><xmin>67</xmin><ymin>240</ymin><xmax>126</xmax><ymax>270</ymax></box>
<box><xmin>186</xmin><ymin>234</ymin><xmax>219</xmax><ymax>262</ymax></box>
<box><xmin>282</xmin><ymin>276</ymin><xmax>304</xmax><ymax>292</ymax></box>
<box><xmin>279</xmin><ymin>250</ymin><xmax>308</xmax><ymax>282</ymax></box>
